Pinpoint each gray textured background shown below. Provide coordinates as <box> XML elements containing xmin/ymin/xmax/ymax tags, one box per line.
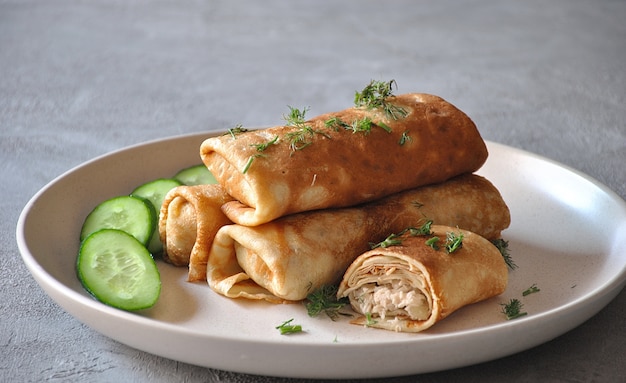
<box><xmin>2</xmin><ymin>0</ymin><xmax>625</xmax><ymax>382</ymax></box>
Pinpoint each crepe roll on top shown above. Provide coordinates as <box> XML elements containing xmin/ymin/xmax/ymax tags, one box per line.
<box><xmin>200</xmin><ymin>82</ymin><xmax>488</xmax><ymax>226</ymax></box>
<box><xmin>337</xmin><ymin>225</ymin><xmax>508</xmax><ymax>333</ymax></box>
<box><xmin>207</xmin><ymin>174</ymin><xmax>510</xmax><ymax>303</ymax></box>
<box><xmin>159</xmin><ymin>184</ymin><xmax>234</xmax><ymax>281</ymax></box>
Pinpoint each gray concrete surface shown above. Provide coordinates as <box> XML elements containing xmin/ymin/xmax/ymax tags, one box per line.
<box><xmin>2</xmin><ymin>1</ymin><xmax>625</xmax><ymax>382</ymax></box>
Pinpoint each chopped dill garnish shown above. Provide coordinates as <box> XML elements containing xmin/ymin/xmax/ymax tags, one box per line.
<box><xmin>283</xmin><ymin>106</ymin><xmax>330</xmax><ymax>151</ymax></box>
<box><xmin>242</xmin><ymin>135</ymin><xmax>279</xmax><ymax>174</ymax></box>
<box><xmin>500</xmin><ymin>299</ymin><xmax>527</xmax><ymax>320</ymax></box>
<box><xmin>324</xmin><ymin>116</ymin><xmax>350</xmax><ymax>131</ymax></box>
<box><xmin>251</xmin><ymin>135</ymin><xmax>279</xmax><ymax>152</ymax></box>
<box><xmin>326</xmin><ymin>115</ymin><xmax>391</xmax><ymax>135</ymax></box>
<box><xmin>399</xmin><ymin>130</ymin><xmax>412</xmax><ymax>145</ymax></box>
<box><xmin>305</xmin><ymin>285</ymin><xmax>349</xmax><ymax>321</ymax></box>
<box><xmin>377</xmin><ymin>121</ymin><xmax>392</xmax><ymax>133</ymax></box>
<box><xmin>522</xmin><ymin>283</ymin><xmax>540</xmax><ymax>296</ymax></box>
<box><xmin>373</xmin><ymin>223</ymin><xmax>460</xmax><ymax>253</ymax></box>
<box><xmin>354</xmin><ymin>79</ymin><xmax>408</xmax><ymax>120</ymax></box>
<box><xmin>242</xmin><ymin>154</ymin><xmax>261</xmax><ymax>174</ymax></box>
<box><xmin>224</xmin><ymin>124</ymin><xmax>248</xmax><ymax>139</ymax></box>
<box><xmin>350</xmin><ymin>117</ymin><xmax>375</xmax><ymax>134</ymax></box>
<box><xmin>444</xmin><ymin>231</ymin><xmax>464</xmax><ymax>254</ymax></box>
<box><xmin>275</xmin><ymin>318</ymin><xmax>303</xmax><ymax>335</ymax></box>
<box><xmin>370</xmin><ymin>220</ymin><xmax>434</xmax><ymax>249</ymax></box>
<box><xmin>406</xmin><ymin>220</ymin><xmax>433</xmax><ymax>236</ymax></box>
<box><xmin>425</xmin><ymin>236</ymin><xmax>440</xmax><ymax>250</ymax></box>
<box><xmin>283</xmin><ymin>105</ymin><xmax>309</xmax><ymax>126</ymax></box>
<box><xmin>369</xmin><ymin>232</ymin><xmax>403</xmax><ymax>249</ymax></box>
<box><xmin>364</xmin><ymin>312</ymin><xmax>378</xmax><ymax>327</ymax></box>
<box><xmin>285</xmin><ymin>125</ymin><xmax>317</xmax><ymax>151</ymax></box>
<box><xmin>491</xmin><ymin>238</ymin><xmax>516</xmax><ymax>270</ymax></box>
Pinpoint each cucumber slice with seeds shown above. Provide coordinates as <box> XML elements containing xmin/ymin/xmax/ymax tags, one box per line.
<box><xmin>131</xmin><ymin>178</ymin><xmax>182</xmax><ymax>254</ymax></box>
<box><xmin>77</xmin><ymin>229</ymin><xmax>161</xmax><ymax>310</ymax></box>
<box><xmin>80</xmin><ymin>195</ymin><xmax>156</xmax><ymax>246</ymax></box>
<box><xmin>174</xmin><ymin>164</ymin><xmax>217</xmax><ymax>185</ymax></box>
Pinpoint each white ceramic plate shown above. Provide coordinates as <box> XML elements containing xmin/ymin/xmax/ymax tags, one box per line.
<box><xmin>17</xmin><ymin>133</ymin><xmax>626</xmax><ymax>379</ymax></box>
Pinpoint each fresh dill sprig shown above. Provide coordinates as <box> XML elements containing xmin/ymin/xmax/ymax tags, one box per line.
<box><xmin>326</xmin><ymin>115</ymin><xmax>391</xmax><ymax>135</ymax></box>
<box><xmin>350</xmin><ymin>116</ymin><xmax>375</xmax><ymax>134</ymax></box>
<box><xmin>364</xmin><ymin>312</ymin><xmax>378</xmax><ymax>327</ymax></box>
<box><xmin>285</xmin><ymin>126</ymin><xmax>316</xmax><ymax>151</ymax></box>
<box><xmin>444</xmin><ymin>231</ymin><xmax>464</xmax><ymax>254</ymax></box>
<box><xmin>324</xmin><ymin>116</ymin><xmax>350</xmax><ymax>131</ymax></box>
<box><xmin>378</xmin><ymin>121</ymin><xmax>392</xmax><ymax>133</ymax></box>
<box><xmin>425</xmin><ymin>236</ymin><xmax>440</xmax><ymax>250</ymax></box>
<box><xmin>283</xmin><ymin>106</ymin><xmax>330</xmax><ymax>151</ymax></box>
<box><xmin>491</xmin><ymin>238</ymin><xmax>516</xmax><ymax>270</ymax></box>
<box><xmin>500</xmin><ymin>298</ymin><xmax>527</xmax><ymax>320</ymax></box>
<box><xmin>522</xmin><ymin>283</ymin><xmax>540</xmax><ymax>296</ymax></box>
<box><xmin>242</xmin><ymin>154</ymin><xmax>262</xmax><ymax>174</ymax></box>
<box><xmin>251</xmin><ymin>135</ymin><xmax>279</xmax><ymax>152</ymax></box>
<box><xmin>423</xmin><ymin>227</ymin><xmax>463</xmax><ymax>253</ymax></box>
<box><xmin>224</xmin><ymin>124</ymin><xmax>248</xmax><ymax>139</ymax></box>
<box><xmin>275</xmin><ymin>318</ymin><xmax>303</xmax><ymax>335</ymax></box>
<box><xmin>346</xmin><ymin>117</ymin><xmax>388</xmax><ymax>135</ymax></box>
<box><xmin>406</xmin><ymin>220</ymin><xmax>433</xmax><ymax>236</ymax></box>
<box><xmin>283</xmin><ymin>105</ymin><xmax>309</xmax><ymax>126</ymax></box>
<box><xmin>286</xmin><ymin>126</ymin><xmax>332</xmax><ymax>151</ymax></box>
<box><xmin>369</xmin><ymin>232</ymin><xmax>403</xmax><ymax>249</ymax></box>
<box><xmin>242</xmin><ymin>135</ymin><xmax>279</xmax><ymax>174</ymax></box>
<box><xmin>354</xmin><ymin>79</ymin><xmax>408</xmax><ymax>120</ymax></box>
<box><xmin>370</xmin><ymin>220</ymin><xmax>435</xmax><ymax>249</ymax></box>
<box><xmin>354</xmin><ymin>80</ymin><xmax>396</xmax><ymax>109</ymax></box>
<box><xmin>305</xmin><ymin>285</ymin><xmax>349</xmax><ymax>321</ymax></box>
<box><xmin>399</xmin><ymin>130</ymin><xmax>412</xmax><ymax>145</ymax></box>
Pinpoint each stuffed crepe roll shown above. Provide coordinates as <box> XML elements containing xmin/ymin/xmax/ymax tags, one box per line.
<box><xmin>206</xmin><ymin>174</ymin><xmax>509</xmax><ymax>302</ymax></box>
<box><xmin>159</xmin><ymin>184</ymin><xmax>233</xmax><ymax>281</ymax></box>
<box><xmin>337</xmin><ymin>225</ymin><xmax>508</xmax><ymax>332</ymax></box>
<box><xmin>200</xmin><ymin>93</ymin><xmax>488</xmax><ymax>226</ymax></box>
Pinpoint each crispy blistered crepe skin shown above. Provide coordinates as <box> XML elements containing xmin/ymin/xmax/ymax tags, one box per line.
<box><xmin>159</xmin><ymin>184</ymin><xmax>233</xmax><ymax>281</ymax></box>
<box><xmin>337</xmin><ymin>225</ymin><xmax>508</xmax><ymax>333</ymax></box>
<box><xmin>200</xmin><ymin>93</ymin><xmax>488</xmax><ymax>226</ymax></box>
<box><xmin>206</xmin><ymin>174</ymin><xmax>509</xmax><ymax>302</ymax></box>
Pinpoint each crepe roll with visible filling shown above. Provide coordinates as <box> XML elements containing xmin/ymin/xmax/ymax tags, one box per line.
<box><xmin>337</xmin><ymin>225</ymin><xmax>508</xmax><ymax>333</ymax></box>
<box><xmin>159</xmin><ymin>184</ymin><xmax>233</xmax><ymax>281</ymax></box>
<box><xmin>200</xmin><ymin>93</ymin><xmax>488</xmax><ymax>226</ymax></box>
<box><xmin>206</xmin><ymin>174</ymin><xmax>509</xmax><ymax>302</ymax></box>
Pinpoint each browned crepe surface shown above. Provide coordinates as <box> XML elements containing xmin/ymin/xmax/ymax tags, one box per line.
<box><xmin>200</xmin><ymin>93</ymin><xmax>488</xmax><ymax>226</ymax></box>
<box><xmin>206</xmin><ymin>174</ymin><xmax>509</xmax><ymax>302</ymax></box>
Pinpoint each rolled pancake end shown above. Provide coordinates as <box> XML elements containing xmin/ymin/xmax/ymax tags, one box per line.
<box><xmin>337</xmin><ymin>225</ymin><xmax>508</xmax><ymax>332</ymax></box>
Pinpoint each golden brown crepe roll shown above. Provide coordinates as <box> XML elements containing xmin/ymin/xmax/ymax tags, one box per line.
<box><xmin>337</xmin><ymin>225</ymin><xmax>508</xmax><ymax>332</ymax></box>
<box><xmin>159</xmin><ymin>184</ymin><xmax>233</xmax><ymax>281</ymax></box>
<box><xmin>206</xmin><ymin>174</ymin><xmax>509</xmax><ymax>302</ymax></box>
<box><xmin>200</xmin><ymin>93</ymin><xmax>488</xmax><ymax>226</ymax></box>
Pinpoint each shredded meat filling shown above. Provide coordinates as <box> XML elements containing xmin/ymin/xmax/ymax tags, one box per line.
<box><xmin>354</xmin><ymin>279</ymin><xmax>430</xmax><ymax>320</ymax></box>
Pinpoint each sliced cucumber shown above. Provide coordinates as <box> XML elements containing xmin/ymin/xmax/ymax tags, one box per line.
<box><xmin>80</xmin><ymin>195</ymin><xmax>156</xmax><ymax>246</ymax></box>
<box><xmin>77</xmin><ymin>229</ymin><xmax>161</xmax><ymax>310</ymax></box>
<box><xmin>174</xmin><ymin>164</ymin><xmax>217</xmax><ymax>185</ymax></box>
<box><xmin>131</xmin><ymin>178</ymin><xmax>182</xmax><ymax>254</ymax></box>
